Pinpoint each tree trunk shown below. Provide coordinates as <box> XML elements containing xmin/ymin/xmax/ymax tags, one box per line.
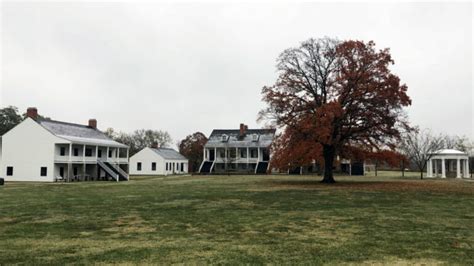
<box><xmin>321</xmin><ymin>145</ymin><xmax>336</xmax><ymax>183</ymax></box>
<box><xmin>420</xmin><ymin>170</ymin><xmax>423</xmax><ymax>180</ymax></box>
<box><xmin>375</xmin><ymin>161</ymin><xmax>378</xmax><ymax>177</ymax></box>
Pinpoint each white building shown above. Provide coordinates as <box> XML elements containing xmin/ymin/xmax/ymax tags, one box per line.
<box><xmin>199</xmin><ymin>123</ymin><xmax>276</xmax><ymax>174</ymax></box>
<box><xmin>0</xmin><ymin>108</ymin><xmax>129</xmax><ymax>182</ymax></box>
<box><xmin>129</xmin><ymin>145</ymin><xmax>189</xmax><ymax>176</ymax></box>
<box><xmin>427</xmin><ymin>149</ymin><xmax>470</xmax><ymax>178</ymax></box>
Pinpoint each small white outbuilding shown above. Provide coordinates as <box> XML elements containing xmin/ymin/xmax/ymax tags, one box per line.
<box><xmin>129</xmin><ymin>147</ymin><xmax>188</xmax><ymax>176</ymax></box>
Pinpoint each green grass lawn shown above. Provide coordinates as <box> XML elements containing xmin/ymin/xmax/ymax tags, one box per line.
<box><xmin>0</xmin><ymin>173</ymin><xmax>473</xmax><ymax>264</ymax></box>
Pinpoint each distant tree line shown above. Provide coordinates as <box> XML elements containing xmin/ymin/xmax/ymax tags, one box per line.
<box><xmin>105</xmin><ymin>128</ymin><xmax>172</xmax><ymax>156</ymax></box>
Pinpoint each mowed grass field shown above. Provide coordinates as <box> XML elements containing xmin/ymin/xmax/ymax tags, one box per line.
<box><xmin>0</xmin><ymin>172</ymin><xmax>473</xmax><ymax>265</ymax></box>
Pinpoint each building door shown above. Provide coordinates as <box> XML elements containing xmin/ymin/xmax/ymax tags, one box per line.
<box><xmin>209</xmin><ymin>150</ymin><xmax>215</xmax><ymax>161</ymax></box>
<box><xmin>59</xmin><ymin>167</ymin><xmax>64</xmax><ymax>177</ymax></box>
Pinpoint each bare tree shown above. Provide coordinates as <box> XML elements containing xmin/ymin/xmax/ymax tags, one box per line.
<box><xmin>441</xmin><ymin>134</ymin><xmax>470</xmax><ymax>152</ymax></box>
<box><xmin>399</xmin><ymin>128</ymin><xmax>444</xmax><ymax>179</ymax></box>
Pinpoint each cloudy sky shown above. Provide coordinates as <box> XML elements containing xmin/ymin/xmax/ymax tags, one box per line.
<box><xmin>1</xmin><ymin>1</ymin><xmax>472</xmax><ymax>144</ymax></box>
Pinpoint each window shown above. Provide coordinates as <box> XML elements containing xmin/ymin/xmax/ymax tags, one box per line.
<box><xmin>73</xmin><ymin>148</ymin><xmax>79</xmax><ymax>156</ymax></box>
<box><xmin>240</xmin><ymin>149</ymin><xmax>247</xmax><ymax>158</ymax></box>
<box><xmin>60</xmin><ymin>147</ymin><xmax>66</xmax><ymax>156</ymax></box>
<box><xmin>40</xmin><ymin>167</ymin><xmax>47</xmax><ymax>176</ymax></box>
<box><xmin>137</xmin><ymin>162</ymin><xmax>142</xmax><ymax>171</ymax></box>
<box><xmin>98</xmin><ymin>150</ymin><xmax>102</xmax><ymax>158</ymax></box>
<box><xmin>6</xmin><ymin>167</ymin><xmax>13</xmax><ymax>176</ymax></box>
<box><xmin>108</xmin><ymin>150</ymin><xmax>113</xmax><ymax>158</ymax></box>
<box><xmin>221</xmin><ymin>134</ymin><xmax>228</xmax><ymax>142</ymax></box>
<box><xmin>166</xmin><ymin>163</ymin><xmax>168</xmax><ymax>171</ymax></box>
<box><xmin>181</xmin><ymin>163</ymin><xmax>184</xmax><ymax>172</ymax></box>
<box><xmin>85</xmin><ymin>148</ymin><xmax>92</xmax><ymax>157</ymax></box>
<box><xmin>152</xmin><ymin>162</ymin><xmax>156</xmax><ymax>171</ymax></box>
<box><xmin>250</xmin><ymin>149</ymin><xmax>258</xmax><ymax>158</ymax></box>
<box><xmin>219</xmin><ymin>149</ymin><xmax>225</xmax><ymax>158</ymax></box>
<box><xmin>252</xmin><ymin>134</ymin><xmax>259</xmax><ymax>142</ymax></box>
<box><xmin>73</xmin><ymin>167</ymin><xmax>78</xmax><ymax>176</ymax></box>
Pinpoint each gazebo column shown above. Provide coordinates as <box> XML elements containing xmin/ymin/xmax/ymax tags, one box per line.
<box><xmin>434</xmin><ymin>159</ymin><xmax>438</xmax><ymax>177</ymax></box>
<box><xmin>465</xmin><ymin>159</ymin><xmax>470</xmax><ymax>178</ymax></box>
<box><xmin>441</xmin><ymin>158</ymin><xmax>446</xmax><ymax>178</ymax></box>
<box><xmin>427</xmin><ymin>159</ymin><xmax>433</xmax><ymax>178</ymax></box>
<box><xmin>456</xmin><ymin>159</ymin><xmax>461</xmax><ymax>178</ymax></box>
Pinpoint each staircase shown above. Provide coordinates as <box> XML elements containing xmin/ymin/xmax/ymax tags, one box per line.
<box><xmin>255</xmin><ymin>162</ymin><xmax>269</xmax><ymax>174</ymax></box>
<box><xmin>98</xmin><ymin>161</ymin><xmax>120</xmax><ymax>181</ymax></box>
<box><xmin>199</xmin><ymin>161</ymin><xmax>214</xmax><ymax>174</ymax></box>
<box><xmin>105</xmin><ymin>162</ymin><xmax>129</xmax><ymax>181</ymax></box>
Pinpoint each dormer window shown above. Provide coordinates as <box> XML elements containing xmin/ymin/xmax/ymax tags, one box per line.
<box><xmin>252</xmin><ymin>134</ymin><xmax>259</xmax><ymax>142</ymax></box>
<box><xmin>221</xmin><ymin>134</ymin><xmax>229</xmax><ymax>142</ymax></box>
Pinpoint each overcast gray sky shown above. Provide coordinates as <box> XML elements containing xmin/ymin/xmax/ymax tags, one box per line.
<box><xmin>1</xmin><ymin>1</ymin><xmax>473</xmax><ymax>144</ymax></box>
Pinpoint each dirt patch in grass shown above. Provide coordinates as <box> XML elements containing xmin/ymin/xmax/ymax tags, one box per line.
<box><xmin>103</xmin><ymin>214</ymin><xmax>156</xmax><ymax>236</ymax></box>
<box><xmin>262</xmin><ymin>179</ymin><xmax>474</xmax><ymax>194</ymax></box>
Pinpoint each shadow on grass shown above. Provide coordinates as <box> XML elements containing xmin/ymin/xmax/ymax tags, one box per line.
<box><xmin>264</xmin><ymin>179</ymin><xmax>474</xmax><ymax>194</ymax></box>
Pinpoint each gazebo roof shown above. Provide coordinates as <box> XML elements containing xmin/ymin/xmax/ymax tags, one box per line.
<box><xmin>431</xmin><ymin>149</ymin><xmax>468</xmax><ymax>156</ymax></box>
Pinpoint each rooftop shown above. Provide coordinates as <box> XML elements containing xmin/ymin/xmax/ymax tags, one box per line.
<box><xmin>150</xmin><ymin>148</ymin><xmax>188</xmax><ymax>160</ymax></box>
<box><xmin>37</xmin><ymin>119</ymin><xmax>127</xmax><ymax>148</ymax></box>
<box><xmin>205</xmin><ymin>127</ymin><xmax>276</xmax><ymax>148</ymax></box>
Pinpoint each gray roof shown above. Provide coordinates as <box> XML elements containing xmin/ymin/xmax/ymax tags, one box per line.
<box><xmin>37</xmin><ymin>119</ymin><xmax>128</xmax><ymax>148</ymax></box>
<box><xmin>205</xmin><ymin>128</ymin><xmax>276</xmax><ymax>148</ymax></box>
<box><xmin>150</xmin><ymin>148</ymin><xmax>188</xmax><ymax>160</ymax></box>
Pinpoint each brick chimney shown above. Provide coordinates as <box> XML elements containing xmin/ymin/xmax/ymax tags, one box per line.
<box><xmin>240</xmin><ymin>123</ymin><xmax>248</xmax><ymax>137</ymax></box>
<box><xmin>26</xmin><ymin>107</ymin><xmax>38</xmax><ymax>120</ymax></box>
<box><xmin>88</xmin><ymin>119</ymin><xmax>97</xmax><ymax>129</ymax></box>
<box><xmin>151</xmin><ymin>141</ymin><xmax>159</xmax><ymax>149</ymax></box>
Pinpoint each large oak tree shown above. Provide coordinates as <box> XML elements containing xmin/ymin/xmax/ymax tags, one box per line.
<box><xmin>178</xmin><ymin>132</ymin><xmax>208</xmax><ymax>173</ymax></box>
<box><xmin>260</xmin><ymin>38</ymin><xmax>411</xmax><ymax>183</ymax></box>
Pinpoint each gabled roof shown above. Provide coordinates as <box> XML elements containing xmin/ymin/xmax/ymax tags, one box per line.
<box><xmin>205</xmin><ymin>128</ymin><xmax>276</xmax><ymax>148</ymax></box>
<box><xmin>37</xmin><ymin>119</ymin><xmax>128</xmax><ymax>148</ymax></box>
<box><xmin>150</xmin><ymin>148</ymin><xmax>188</xmax><ymax>160</ymax></box>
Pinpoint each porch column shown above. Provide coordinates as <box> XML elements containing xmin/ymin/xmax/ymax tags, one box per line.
<box><xmin>203</xmin><ymin>148</ymin><xmax>206</xmax><ymax>161</ymax></box>
<box><xmin>247</xmin><ymin>147</ymin><xmax>250</xmax><ymax>164</ymax></box>
<box><xmin>236</xmin><ymin>147</ymin><xmax>238</xmax><ymax>168</ymax></box>
<box><xmin>68</xmin><ymin>143</ymin><xmax>72</xmax><ymax>182</ymax></box>
<box><xmin>95</xmin><ymin>146</ymin><xmax>99</xmax><ymax>160</ymax></box>
<box><xmin>427</xmin><ymin>159</ymin><xmax>432</xmax><ymax>178</ymax></box>
<box><xmin>106</xmin><ymin>147</ymin><xmax>110</xmax><ymax>162</ymax></box>
<box><xmin>441</xmin><ymin>158</ymin><xmax>446</xmax><ymax>178</ymax></box>
<box><xmin>456</xmin><ymin>159</ymin><xmax>461</xmax><ymax>178</ymax></box>
<box><xmin>257</xmin><ymin>147</ymin><xmax>261</xmax><ymax>161</ymax></box>
<box><xmin>127</xmin><ymin>148</ymin><xmax>129</xmax><ymax>160</ymax></box>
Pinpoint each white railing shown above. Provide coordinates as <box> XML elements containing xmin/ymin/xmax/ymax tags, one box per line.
<box><xmin>55</xmin><ymin>156</ymin><xmax>128</xmax><ymax>164</ymax></box>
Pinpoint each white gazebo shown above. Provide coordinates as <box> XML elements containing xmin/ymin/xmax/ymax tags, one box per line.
<box><xmin>427</xmin><ymin>149</ymin><xmax>470</xmax><ymax>178</ymax></box>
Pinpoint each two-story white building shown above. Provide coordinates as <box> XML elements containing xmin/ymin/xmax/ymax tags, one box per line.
<box><xmin>199</xmin><ymin>123</ymin><xmax>275</xmax><ymax>174</ymax></box>
<box><xmin>0</xmin><ymin>108</ymin><xmax>129</xmax><ymax>182</ymax></box>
